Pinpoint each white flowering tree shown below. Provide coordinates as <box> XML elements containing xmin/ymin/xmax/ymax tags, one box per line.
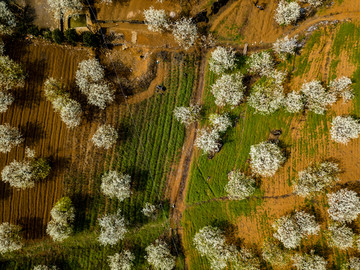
<box><xmin>101</xmin><ymin>171</ymin><xmax>131</xmax><ymax>201</ymax></box>
<box><xmin>145</xmin><ymin>239</ymin><xmax>176</xmax><ymax>270</ymax></box>
<box><xmin>47</xmin><ymin>0</ymin><xmax>83</xmax><ymax>20</ymax></box>
<box><xmin>292</xmin><ymin>252</ymin><xmax>327</xmax><ymax>270</ymax></box>
<box><xmin>224</xmin><ymin>170</ymin><xmax>255</xmax><ymax>200</ymax></box>
<box><xmin>0</xmin><ymin>91</ymin><xmax>14</xmax><ymax>113</ymax></box>
<box><xmin>231</xmin><ymin>248</ymin><xmax>261</xmax><ymax>270</ymax></box>
<box><xmin>299</xmin><ymin>0</ymin><xmax>323</xmax><ymax>7</ymax></box>
<box><xmin>209</xmin><ymin>47</ymin><xmax>236</xmax><ymax>74</ymax></box>
<box><xmin>329</xmin><ymin>77</ymin><xmax>353</xmax><ymax>102</ymax></box>
<box><xmin>44</xmin><ymin>78</ymin><xmax>82</xmax><ymax>128</ymax></box>
<box><xmin>143</xmin><ymin>7</ymin><xmax>169</xmax><ymax>32</ymax></box>
<box><xmin>330</xmin><ymin>116</ymin><xmax>360</xmax><ymax>144</ymax></box>
<box><xmin>343</xmin><ymin>257</ymin><xmax>360</xmax><ymax>270</ymax></box>
<box><xmin>210</xmin><ymin>73</ymin><xmax>245</xmax><ymax>107</ymax></box>
<box><xmin>273</xmin><ymin>211</ymin><xmax>320</xmax><ymax>249</ymax></box>
<box><xmin>0</xmin><ymin>123</ymin><xmax>23</xmax><ymax>153</ymax></box>
<box><xmin>33</xmin><ymin>265</ymin><xmax>59</xmax><ymax>270</ymax></box>
<box><xmin>142</xmin><ymin>202</ymin><xmax>157</xmax><ymax>217</ymax></box>
<box><xmin>262</xmin><ymin>241</ymin><xmax>290</xmax><ymax>267</ymax></box>
<box><xmin>0</xmin><ymin>55</ymin><xmax>25</xmax><ymax>90</ymax></box>
<box><xmin>327</xmin><ymin>189</ymin><xmax>360</xmax><ymax>223</ymax></box>
<box><xmin>293</xmin><ymin>161</ymin><xmax>340</xmax><ymax>197</ymax></box>
<box><xmin>0</xmin><ymin>222</ymin><xmax>23</xmax><ymax>254</ymax></box>
<box><xmin>75</xmin><ymin>59</ymin><xmax>115</xmax><ymax>109</ymax></box>
<box><xmin>301</xmin><ymin>80</ymin><xmax>335</xmax><ymax>114</ymax></box>
<box><xmin>284</xmin><ymin>91</ymin><xmax>304</xmax><ymax>113</ymax></box>
<box><xmin>92</xmin><ymin>125</ymin><xmax>118</xmax><ymax>149</ymax></box>
<box><xmin>2</xmin><ymin>157</ymin><xmax>51</xmax><ymax>189</ymax></box>
<box><xmin>98</xmin><ymin>210</ymin><xmax>127</xmax><ymax>246</ymax></box>
<box><xmin>209</xmin><ymin>113</ymin><xmax>232</xmax><ymax>133</ymax></box>
<box><xmin>193</xmin><ymin>226</ymin><xmax>236</xmax><ymax>270</ymax></box>
<box><xmin>274</xmin><ymin>0</ymin><xmax>301</xmax><ymax>26</ymax></box>
<box><xmin>195</xmin><ymin>128</ymin><xmax>221</xmax><ymax>155</ymax></box>
<box><xmin>46</xmin><ymin>197</ymin><xmax>75</xmax><ymax>242</ymax></box>
<box><xmin>246</xmin><ymin>52</ymin><xmax>274</xmax><ymax>77</ymax></box>
<box><xmin>173</xmin><ymin>104</ymin><xmax>201</xmax><ymax>126</ymax></box>
<box><xmin>0</xmin><ymin>1</ymin><xmax>17</xmax><ymax>35</ymax></box>
<box><xmin>0</xmin><ymin>38</ymin><xmax>4</xmax><ymax>55</ymax></box>
<box><xmin>249</xmin><ymin>141</ymin><xmax>285</xmax><ymax>177</ymax></box>
<box><xmin>273</xmin><ymin>36</ymin><xmax>298</xmax><ymax>59</ymax></box>
<box><xmin>108</xmin><ymin>250</ymin><xmax>135</xmax><ymax>270</ymax></box>
<box><xmin>172</xmin><ymin>17</ymin><xmax>197</xmax><ymax>49</ymax></box>
<box><xmin>328</xmin><ymin>223</ymin><xmax>354</xmax><ymax>250</ymax></box>
<box><xmin>248</xmin><ymin>83</ymin><xmax>284</xmax><ymax>115</ymax></box>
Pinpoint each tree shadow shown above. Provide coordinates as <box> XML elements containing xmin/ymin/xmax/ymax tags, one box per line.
<box><xmin>125</xmin><ymin>166</ymin><xmax>149</xmax><ymax>192</ymax></box>
<box><xmin>21</xmin><ymin>122</ymin><xmax>45</xmax><ymax>145</ymax></box>
<box><xmin>211</xmin><ymin>219</ymin><xmax>243</xmax><ymax>248</ymax></box>
<box><xmin>17</xmin><ymin>216</ymin><xmax>46</xmax><ymax>240</ymax></box>
<box><xmin>70</xmin><ymin>192</ymin><xmax>94</xmax><ymax>232</ymax></box>
<box><xmin>49</xmin><ymin>156</ymin><xmax>72</xmax><ymax>176</ymax></box>
<box><xmin>0</xmin><ymin>180</ymin><xmax>12</xmax><ymax>201</ymax></box>
<box><xmin>117</xmin><ymin>119</ymin><xmax>132</xmax><ymax>142</ymax></box>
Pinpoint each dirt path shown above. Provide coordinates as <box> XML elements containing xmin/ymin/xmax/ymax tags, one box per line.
<box><xmin>166</xmin><ymin>50</ymin><xmax>207</xmax><ymax>267</ymax></box>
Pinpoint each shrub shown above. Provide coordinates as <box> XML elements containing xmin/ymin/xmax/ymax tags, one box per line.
<box><xmin>108</xmin><ymin>250</ymin><xmax>135</xmax><ymax>270</ymax></box>
<box><xmin>92</xmin><ymin>125</ymin><xmax>118</xmax><ymax>149</ymax></box>
<box><xmin>249</xmin><ymin>141</ymin><xmax>285</xmax><ymax>177</ymax></box>
<box><xmin>330</xmin><ymin>116</ymin><xmax>360</xmax><ymax>144</ymax></box>
<box><xmin>328</xmin><ymin>223</ymin><xmax>354</xmax><ymax>250</ymax></box>
<box><xmin>210</xmin><ymin>73</ymin><xmax>245</xmax><ymax>107</ymax></box>
<box><xmin>52</xmin><ymin>29</ymin><xmax>64</xmax><ymax>44</ymax></box>
<box><xmin>327</xmin><ymin>189</ymin><xmax>360</xmax><ymax>223</ymax></box>
<box><xmin>209</xmin><ymin>47</ymin><xmax>236</xmax><ymax>74</ymax></box>
<box><xmin>98</xmin><ymin>210</ymin><xmax>127</xmax><ymax>246</ymax></box>
<box><xmin>0</xmin><ymin>123</ymin><xmax>23</xmax><ymax>153</ymax></box>
<box><xmin>274</xmin><ymin>0</ymin><xmax>301</xmax><ymax>26</ymax></box>
<box><xmin>143</xmin><ymin>7</ymin><xmax>169</xmax><ymax>32</ymax></box>
<box><xmin>82</xmin><ymin>31</ymin><xmax>100</xmax><ymax>48</ymax></box>
<box><xmin>27</xmin><ymin>25</ymin><xmax>41</xmax><ymax>36</ymax></box>
<box><xmin>64</xmin><ymin>29</ymin><xmax>79</xmax><ymax>44</ymax></box>
<box><xmin>293</xmin><ymin>161</ymin><xmax>340</xmax><ymax>197</ymax></box>
<box><xmin>101</xmin><ymin>171</ymin><xmax>131</xmax><ymax>201</ymax></box>
<box><xmin>173</xmin><ymin>104</ymin><xmax>201</xmax><ymax>126</ymax></box>
<box><xmin>142</xmin><ymin>202</ymin><xmax>157</xmax><ymax>218</ymax></box>
<box><xmin>0</xmin><ymin>55</ymin><xmax>25</xmax><ymax>90</ymax></box>
<box><xmin>273</xmin><ymin>211</ymin><xmax>320</xmax><ymax>249</ymax></box>
<box><xmin>224</xmin><ymin>170</ymin><xmax>256</xmax><ymax>200</ymax></box>
<box><xmin>0</xmin><ymin>222</ymin><xmax>23</xmax><ymax>254</ymax></box>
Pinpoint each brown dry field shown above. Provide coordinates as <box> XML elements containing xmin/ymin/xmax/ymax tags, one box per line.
<box><xmin>0</xmin><ymin>39</ymin><xmax>161</xmax><ymax>241</ymax></box>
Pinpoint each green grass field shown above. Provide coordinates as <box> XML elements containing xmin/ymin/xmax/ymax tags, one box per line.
<box><xmin>182</xmin><ymin>22</ymin><xmax>360</xmax><ymax>269</ymax></box>
<box><xmin>1</xmin><ymin>54</ymin><xmax>197</xmax><ymax>269</ymax></box>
